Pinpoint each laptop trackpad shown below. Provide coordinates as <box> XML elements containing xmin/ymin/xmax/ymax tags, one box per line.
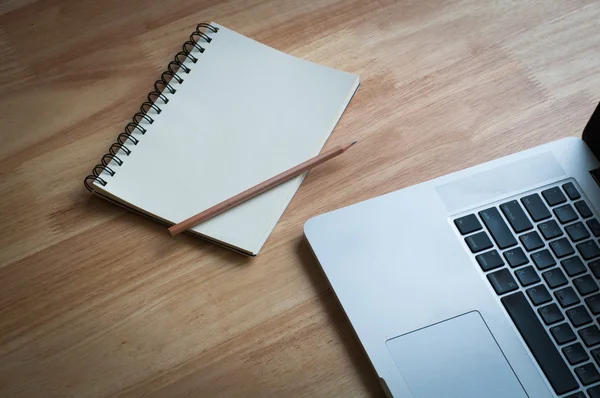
<box><xmin>386</xmin><ymin>311</ymin><xmax>527</xmax><ymax>398</ymax></box>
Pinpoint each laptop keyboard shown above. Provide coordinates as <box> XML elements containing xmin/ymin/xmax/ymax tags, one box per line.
<box><xmin>454</xmin><ymin>181</ymin><xmax>600</xmax><ymax>397</ymax></box>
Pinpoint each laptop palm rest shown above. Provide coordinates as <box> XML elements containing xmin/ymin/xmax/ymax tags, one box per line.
<box><xmin>386</xmin><ymin>311</ymin><xmax>528</xmax><ymax>398</ymax></box>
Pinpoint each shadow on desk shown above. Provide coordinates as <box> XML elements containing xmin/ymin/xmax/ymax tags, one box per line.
<box><xmin>78</xmin><ymin>196</ymin><xmax>381</xmax><ymax>396</ymax></box>
<box><xmin>83</xmin><ymin>194</ymin><xmax>253</xmax><ymax>266</ymax></box>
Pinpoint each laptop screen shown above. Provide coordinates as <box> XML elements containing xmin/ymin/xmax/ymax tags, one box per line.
<box><xmin>583</xmin><ymin>101</ymin><xmax>600</xmax><ymax>160</ymax></box>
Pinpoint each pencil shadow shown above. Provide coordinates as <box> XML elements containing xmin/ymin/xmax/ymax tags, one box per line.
<box><xmin>295</xmin><ymin>238</ymin><xmax>385</xmax><ymax>397</ymax></box>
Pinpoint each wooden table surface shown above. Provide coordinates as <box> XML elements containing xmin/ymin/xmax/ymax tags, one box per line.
<box><xmin>1</xmin><ymin>0</ymin><xmax>599</xmax><ymax>396</ymax></box>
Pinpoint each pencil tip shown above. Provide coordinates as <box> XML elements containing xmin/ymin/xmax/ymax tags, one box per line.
<box><xmin>341</xmin><ymin>141</ymin><xmax>358</xmax><ymax>152</ymax></box>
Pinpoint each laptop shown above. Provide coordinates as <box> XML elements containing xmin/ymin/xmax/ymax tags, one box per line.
<box><xmin>304</xmin><ymin>102</ymin><xmax>600</xmax><ymax>398</ymax></box>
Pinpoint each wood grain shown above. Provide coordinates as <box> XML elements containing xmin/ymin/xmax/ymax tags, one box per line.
<box><xmin>1</xmin><ymin>0</ymin><xmax>599</xmax><ymax>396</ymax></box>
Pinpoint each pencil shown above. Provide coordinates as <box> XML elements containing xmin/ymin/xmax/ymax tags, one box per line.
<box><xmin>168</xmin><ymin>141</ymin><xmax>357</xmax><ymax>236</ymax></box>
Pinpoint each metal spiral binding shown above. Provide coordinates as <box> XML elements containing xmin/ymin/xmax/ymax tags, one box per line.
<box><xmin>84</xmin><ymin>23</ymin><xmax>219</xmax><ymax>192</ymax></box>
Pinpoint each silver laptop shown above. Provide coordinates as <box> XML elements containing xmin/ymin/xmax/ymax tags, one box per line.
<box><xmin>304</xmin><ymin>103</ymin><xmax>600</xmax><ymax>398</ymax></box>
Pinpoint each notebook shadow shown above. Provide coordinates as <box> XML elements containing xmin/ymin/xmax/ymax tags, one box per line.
<box><xmin>295</xmin><ymin>238</ymin><xmax>385</xmax><ymax>397</ymax></box>
<box><xmin>153</xmin><ymin>224</ymin><xmax>255</xmax><ymax>267</ymax></box>
<box><xmin>84</xmin><ymin>194</ymin><xmax>253</xmax><ymax>266</ymax></box>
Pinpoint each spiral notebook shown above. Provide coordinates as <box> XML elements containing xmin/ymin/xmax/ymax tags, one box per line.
<box><xmin>84</xmin><ymin>22</ymin><xmax>360</xmax><ymax>255</ymax></box>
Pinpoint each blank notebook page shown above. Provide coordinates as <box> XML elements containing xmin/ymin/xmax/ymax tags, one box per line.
<box><xmin>95</xmin><ymin>23</ymin><xmax>360</xmax><ymax>255</ymax></box>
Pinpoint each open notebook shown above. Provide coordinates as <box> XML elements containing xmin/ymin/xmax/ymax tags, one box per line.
<box><xmin>84</xmin><ymin>22</ymin><xmax>360</xmax><ymax>255</ymax></box>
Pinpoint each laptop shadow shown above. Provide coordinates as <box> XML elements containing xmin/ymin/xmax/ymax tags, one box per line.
<box><xmin>295</xmin><ymin>238</ymin><xmax>385</xmax><ymax>397</ymax></box>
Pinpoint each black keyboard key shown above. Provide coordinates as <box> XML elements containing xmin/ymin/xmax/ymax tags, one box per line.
<box><xmin>479</xmin><ymin>208</ymin><xmax>517</xmax><ymax>249</ymax></box>
<box><xmin>487</xmin><ymin>269</ymin><xmax>518</xmax><ymax>295</ymax></box>
<box><xmin>549</xmin><ymin>238</ymin><xmax>575</xmax><ymax>258</ymax></box>
<box><xmin>563</xmin><ymin>343</ymin><xmax>589</xmax><ymax>365</ymax></box>
<box><xmin>563</xmin><ymin>182</ymin><xmax>581</xmax><ymax>200</ymax></box>
<box><xmin>542</xmin><ymin>268</ymin><xmax>568</xmax><ymax>289</ymax></box>
<box><xmin>454</xmin><ymin>214</ymin><xmax>482</xmax><ymax>235</ymax></box>
<box><xmin>579</xmin><ymin>325</ymin><xmax>600</xmax><ymax>347</ymax></box>
<box><xmin>575</xmin><ymin>200</ymin><xmax>593</xmax><ymax>218</ymax></box>
<box><xmin>539</xmin><ymin>303</ymin><xmax>564</xmax><ymax>325</ymax></box>
<box><xmin>565</xmin><ymin>222</ymin><xmax>591</xmax><ymax>242</ymax></box>
<box><xmin>554</xmin><ymin>204</ymin><xmax>579</xmax><ymax>224</ymax></box>
<box><xmin>550</xmin><ymin>322</ymin><xmax>576</xmax><ymax>344</ymax></box>
<box><xmin>575</xmin><ymin>362</ymin><xmax>600</xmax><ymax>386</ymax></box>
<box><xmin>592</xmin><ymin>347</ymin><xmax>600</xmax><ymax>366</ymax></box>
<box><xmin>538</xmin><ymin>220</ymin><xmax>563</xmax><ymax>240</ymax></box>
<box><xmin>475</xmin><ymin>250</ymin><xmax>504</xmax><ymax>271</ymax></box>
<box><xmin>519</xmin><ymin>231</ymin><xmax>544</xmax><ymax>252</ymax></box>
<box><xmin>590</xmin><ymin>260</ymin><xmax>600</xmax><ymax>278</ymax></box>
<box><xmin>521</xmin><ymin>194</ymin><xmax>551</xmax><ymax>222</ymax></box>
<box><xmin>586</xmin><ymin>294</ymin><xmax>600</xmax><ymax>315</ymax></box>
<box><xmin>501</xmin><ymin>292</ymin><xmax>578</xmax><ymax>394</ymax></box>
<box><xmin>574</xmin><ymin>275</ymin><xmax>599</xmax><ymax>296</ymax></box>
<box><xmin>465</xmin><ymin>232</ymin><xmax>493</xmax><ymax>253</ymax></box>
<box><xmin>588</xmin><ymin>219</ymin><xmax>600</xmax><ymax>237</ymax></box>
<box><xmin>531</xmin><ymin>249</ymin><xmax>556</xmax><ymax>270</ymax></box>
<box><xmin>565</xmin><ymin>392</ymin><xmax>586</xmax><ymax>398</ymax></box>
<box><xmin>589</xmin><ymin>385</ymin><xmax>600</xmax><ymax>398</ymax></box>
<box><xmin>577</xmin><ymin>240</ymin><xmax>600</xmax><ymax>260</ymax></box>
<box><xmin>526</xmin><ymin>284</ymin><xmax>552</xmax><ymax>305</ymax></box>
<box><xmin>561</xmin><ymin>256</ymin><xmax>587</xmax><ymax>277</ymax></box>
<box><xmin>542</xmin><ymin>187</ymin><xmax>567</xmax><ymax>206</ymax></box>
<box><xmin>514</xmin><ymin>266</ymin><xmax>540</xmax><ymax>287</ymax></box>
<box><xmin>500</xmin><ymin>200</ymin><xmax>533</xmax><ymax>233</ymax></box>
<box><xmin>567</xmin><ymin>305</ymin><xmax>593</xmax><ymax>327</ymax></box>
<box><xmin>555</xmin><ymin>287</ymin><xmax>581</xmax><ymax>308</ymax></box>
<box><xmin>503</xmin><ymin>247</ymin><xmax>528</xmax><ymax>268</ymax></box>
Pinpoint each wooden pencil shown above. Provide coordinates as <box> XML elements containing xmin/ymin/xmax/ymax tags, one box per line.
<box><xmin>168</xmin><ymin>141</ymin><xmax>357</xmax><ymax>236</ymax></box>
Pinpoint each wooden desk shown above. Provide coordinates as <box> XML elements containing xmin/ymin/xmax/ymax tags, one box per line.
<box><xmin>1</xmin><ymin>0</ymin><xmax>599</xmax><ymax>396</ymax></box>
